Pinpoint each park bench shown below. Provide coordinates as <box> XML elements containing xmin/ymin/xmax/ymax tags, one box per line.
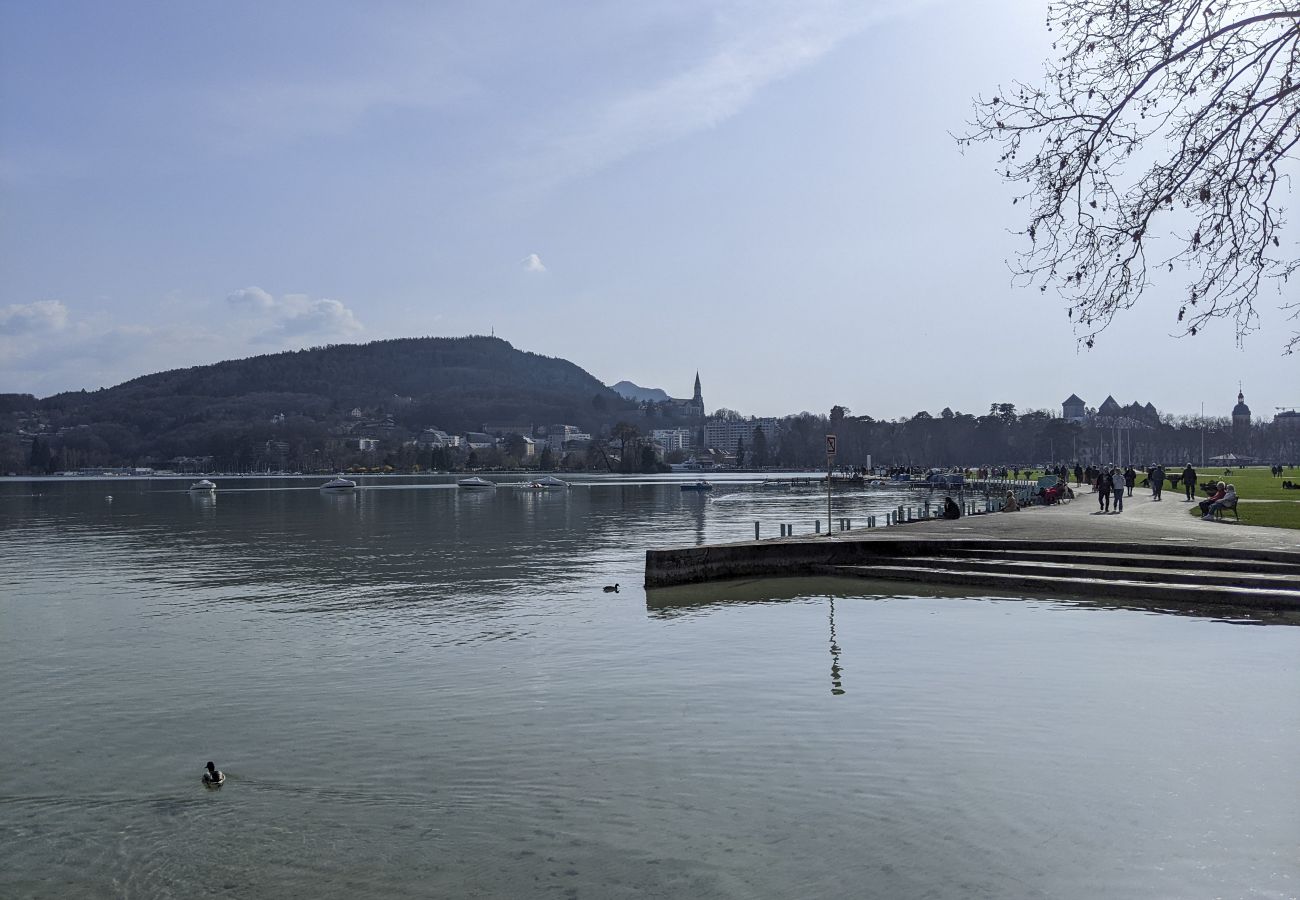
<box><xmin>1212</xmin><ymin>496</ymin><xmax>1239</xmax><ymax>521</ymax></box>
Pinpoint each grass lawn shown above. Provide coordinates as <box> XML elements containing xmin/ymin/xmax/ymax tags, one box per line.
<box><xmin>1187</xmin><ymin>500</ymin><xmax>1300</xmax><ymax>529</ymax></box>
<box><xmin>1187</xmin><ymin>465</ymin><xmax>1300</xmax><ymax>501</ymax></box>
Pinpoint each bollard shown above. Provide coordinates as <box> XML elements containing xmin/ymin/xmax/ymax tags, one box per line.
<box><xmin>815</xmin><ymin>520</ymin><xmax>821</xmax><ymax>533</ymax></box>
<box><xmin>755</xmin><ymin>522</ymin><xmax>760</xmax><ymax>540</ymax></box>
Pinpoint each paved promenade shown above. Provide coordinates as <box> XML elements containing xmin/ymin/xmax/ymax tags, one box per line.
<box><xmin>845</xmin><ymin>484</ymin><xmax>1299</xmax><ymax>554</ymax></box>
<box><xmin>645</xmin><ymin>484</ymin><xmax>1300</xmax><ymax>609</ymax></box>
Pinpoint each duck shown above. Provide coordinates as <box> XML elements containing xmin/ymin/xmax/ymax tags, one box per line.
<box><xmin>603</xmin><ymin>584</ymin><xmax>619</xmax><ymax>593</ymax></box>
<box><xmin>202</xmin><ymin>761</ymin><xmax>225</xmax><ymax>787</ymax></box>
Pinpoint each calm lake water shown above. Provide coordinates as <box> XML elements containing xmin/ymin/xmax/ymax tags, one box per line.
<box><xmin>2</xmin><ymin>474</ymin><xmax>1297</xmax><ymax>899</ymax></box>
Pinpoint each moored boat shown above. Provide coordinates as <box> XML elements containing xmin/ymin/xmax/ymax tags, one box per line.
<box><xmin>681</xmin><ymin>481</ymin><xmax>713</xmax><ymax>492</ymax></box>
<box><xmin>457</xmin><ymin>476</ymin><xmax>496</xmax><ymax>490</ymax></box>
<box><xmin>188</xmin><ymin>479</ymin><xmax>217</xmax><ymax>492</ymax></box>
<box><xmin>320</xmin><ymin>476</ymin><xmax>357</xmax><ymax>491</ymax></box>
<box><xmin>535</xmin><ymin>475</ymin><xmax>569</xmax><ymax>488</ymax></box>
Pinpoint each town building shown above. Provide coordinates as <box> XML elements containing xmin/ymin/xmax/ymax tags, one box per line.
<box><xmin>704</xmin><ymin>418</ymin><xmax>778</xmax><ymax>455</ymax></box>
<box><xmin>651</xmin><ymin>428</ymin><xmax>695</xmax><ymax>452</ymax></box>
<box><xmin>1061</xmin><ymin>394</ymin><xmax>1086</xmax><ymax>422</ymax></box>
<box><xmin>1232</xmin><ymin>388</ymin><xmax>1251</xmax><ymax>452</ymax></box>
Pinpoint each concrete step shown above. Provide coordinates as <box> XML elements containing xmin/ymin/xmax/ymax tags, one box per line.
<box><xmin>829</xmin><ymin>564</ymin><xmax>1300</xmax><ymax>610</ymax></box>
<box><xmin>935</xmin><ymin>547</ymin><xmax>1300</xmax><ymax>576</ymax></box>
<box><xmin>886</xmin><ymin>556</ymin><xmax>1300</xmax><ymax>592</ymax></box>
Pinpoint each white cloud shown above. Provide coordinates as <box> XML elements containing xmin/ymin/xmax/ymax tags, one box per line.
<box><xmin>521</xmin><ymin>253</ymin><xmax>548</xmax><ymax>274</ymax></box>
<box><xmin>0</xmin><ymin>299</ymin><xmax>69</xmax><ymax>335</ymax></box>
<box><xmin>263</xmin><ymin>298</ymin><xmax>364</xmax><ymax>341</ymax></box>
<box><xmin>226</xmin><ymin>286</ymin><xmax>276</xmax><ymax>309</ymax></box>
<box><xmin>226</xmin><ymin>287</ymin><xmax>364</xmax><ymax>343</ymax></box>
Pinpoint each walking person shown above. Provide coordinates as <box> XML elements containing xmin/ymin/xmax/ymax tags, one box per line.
<box><xmin>1112</xmin><ymin>468</ymin><xmax>1125</xmax><ymax>512</ymax></box>
<box><xmin>1074</xmin><ymin>463</ymin><xmax>1083</xmax><ymax>486</ymax></box>
<box><xmin>1097</xmin><ymin>470</ymin><xmax>1111</xmax><ymax>512</ymax></box>
<box><xmin>1123</xmin><ymin>466</ymin><xmax>1136</xmax><ymax>497</ymax></box>
<box><xmin>1151</xmin><ymin>464</ymin><xmax>1164</xmax><ymax>500</ymax></box>
<box><xmin>1182</xmin><ymin>463</ymin><xmax>1197</xmax><ymax>501</ymax></box>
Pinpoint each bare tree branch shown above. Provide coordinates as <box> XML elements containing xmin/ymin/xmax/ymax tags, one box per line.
<box><xmin>957</xmin><ymin>1</ymin><xmax>1300</xmax><ymax>352</ymax></box>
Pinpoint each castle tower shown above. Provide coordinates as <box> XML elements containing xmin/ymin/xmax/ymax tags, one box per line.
<box><xmin>1232</xmin><ymin>387</ymin><xmax>1251</xmax><ymax>454</ymax></box>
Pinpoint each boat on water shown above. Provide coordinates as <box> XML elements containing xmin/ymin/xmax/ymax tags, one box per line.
<box><xmin>457</xmin><ymin>476</ymin><xmax>496</xmax><ymax>490</ymax></box>
<box><xmin>534</xmin><ymin>475</ymin><xmax>568</xmax><ymax>488</ymax></box>
<box><xmin>514</xmin><ymin>480</ymin><xmax>548</xmax><ymax>491</ymax></box>
<box><xmin>188</xmin><ymin>479</ymin><xmax>217</xmax><ymax>492</ymax></box>
<box><xmin>681</xmin><ymin>481</ymin><xmax>713</xmax><ymax>492</ymax></box>
<box><xmin>319</xmin><ymin>476</ymin><xmax>357</xmax><ymax>491</ymax></box>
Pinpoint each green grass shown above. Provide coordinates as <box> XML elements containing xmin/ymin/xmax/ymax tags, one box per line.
<box><xmin>1187</xmin><ymin>500</ymin><xmax>1300</xmax><ymax>530</ymax></box>
<box><xmin>1186</xmin><ymin>465</ymin><xmax>1300</xmax><ymax>501</ymax></box>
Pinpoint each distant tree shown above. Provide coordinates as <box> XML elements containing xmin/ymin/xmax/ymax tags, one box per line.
<box><xmin>735</xmin><ymin>435</ymin><xmax>746</xmax><ymax>467</ymax></box>
<box><xmin>466</xmin><ymin>450</ymin><xmax>480</xmax><ymax>469</ymax></box>
<box><xmin>29</xmin><ymin>436</ymin><xmax>51</xmax><ymax>473</ymax></box>
<box><xmin>639</xmin><ymin>445</ymin><xmax>660</xmax><ymax>473</ymax></box>
<box><xmin>538</xmin><ymin>445</ymin><xmax>555</xmax><ymax>470</ymax></box>
<box><xmin>751</xmin><ymin>426</ymin><xmax>770</xmax><ymax>468</ymax></box>
<box><xmin>712</xmin><ymin>408</ymin><xmax>744</xmax><ymax>421</ymax></box>
<box><xmin>503</xmin><ymin>434</ymin><xmax>527</xmax><ymax>460</ymax></box>
<box><xmin>960</xmin><ymin>0</ymin><xmax>1300</xmax><ymax>349</ymax></box>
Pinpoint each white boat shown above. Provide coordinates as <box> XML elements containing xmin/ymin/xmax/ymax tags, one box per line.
<box><xmin>188</xmin><ymin>479</ymin><xmax>217</xmax><ymax>492</ymax></box>
<box><xmin>515</xmin><ymin>480</ymin><xmax>548</xmax><ymax>491</ymax></box>
<box><xmin>320</xmin><ymin>476</ymin><xmax>357</xmax><ymax>491</ymax></box>
<box><xmin>457</xmin><ymin>476</ymin><xmax>496</xmax><ymax>490</ymax></box>
<box><xmin>535</xmin><ymin>475</ymin><xmax>569</xmax><ymax>488</ymax></box>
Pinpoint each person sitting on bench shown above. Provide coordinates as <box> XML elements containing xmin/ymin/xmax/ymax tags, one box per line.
<box><xmin>1202</xmin><ymin>484</ymin><xmax>1238</xmax><ymax>520</ymax></box>
<box><xmin>1198</xmin><ymin>482</ymin><xmax>1227</xmax><ymax>517</ymax></box>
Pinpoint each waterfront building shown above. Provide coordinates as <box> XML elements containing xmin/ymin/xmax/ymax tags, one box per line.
<box><xmin>704</xmin><ymin>418</ymin><xmax>778</xmax><ymax>454</ymax></box>
<box><xmin>651</xmin><ymin>428</ymin><xmax>695</xmax><ymax>452</ymax></box>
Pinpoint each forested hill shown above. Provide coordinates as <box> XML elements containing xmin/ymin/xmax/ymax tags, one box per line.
<box><xmin>18</xmin><ymin>336</ymin><xmax>632</xmax><ymax>465</ymax></box>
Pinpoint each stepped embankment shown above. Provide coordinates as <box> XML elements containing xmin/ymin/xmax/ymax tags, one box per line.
<box><xmin>645</xmin><ymin>487</ymin><xmax>1300</xmax><ymax>610</ymax></box>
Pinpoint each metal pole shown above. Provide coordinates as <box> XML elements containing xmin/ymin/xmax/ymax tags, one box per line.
<box><xmin>826</xmin><ymin>456</ymin><xmax>833</xmax><ymax>537</ymax></box>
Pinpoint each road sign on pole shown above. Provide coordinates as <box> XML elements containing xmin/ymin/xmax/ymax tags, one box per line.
<box><xmin>826</xmin><ymin>435</ymin><xmax>837</xmax><ymax>457</ymax></box>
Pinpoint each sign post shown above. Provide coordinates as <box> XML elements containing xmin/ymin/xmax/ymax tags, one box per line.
<box><xmin>825</xmin><ymin>434</ymin><xmax>837</xmax><ymax>535</ymax></box>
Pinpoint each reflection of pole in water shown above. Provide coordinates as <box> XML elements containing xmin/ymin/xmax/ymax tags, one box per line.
<box><xmin>828</xmin><ymin>597</ymin><xmax>845</xmax><ymax>696</ymax></box>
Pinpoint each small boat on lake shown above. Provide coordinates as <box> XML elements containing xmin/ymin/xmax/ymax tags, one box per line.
<box><xmin>320</xmin><ymin>476</ymin><xmax>357</xmax><ymax>491</ymax></box>
<box><xmin>188</xmin><ymin>479</ymin><xmax>216</xmax><ymax>492</ymax></box>
<box><xmin>535</xmin><ymin>475</ymin><xmax>568</xmax><ymax>488</ymax></box>
<box><xmin>457</xmin><ymin>476</ymin><xmax>496</xmax><ymax>490</ymax></box>
<box><xmin>681</xmin><ymin>481</ymin><xmax>713</xmax><ymax>492</ymax></box>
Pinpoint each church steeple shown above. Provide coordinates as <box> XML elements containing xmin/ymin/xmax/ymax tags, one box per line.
<box><xmin>692</xmin><ymin>371</ymin><xmax>702</xmax><ymax>403</ymax></box>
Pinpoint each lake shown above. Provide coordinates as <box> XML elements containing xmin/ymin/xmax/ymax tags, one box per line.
<box><xmin>2</xmin><ymin>474</ymin><xmax>1297</xmax><ymax>899</ymax></box>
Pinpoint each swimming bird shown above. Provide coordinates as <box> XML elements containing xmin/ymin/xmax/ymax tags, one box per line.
<box><xmin>202</xmin><ymin>761</ymin><xmax>225</xmax><ymax>787</ymax></box>
<box><xmin>603</xmin><ymin>584</ymin><xmax>619</xmax><ymax>593</ymax></box>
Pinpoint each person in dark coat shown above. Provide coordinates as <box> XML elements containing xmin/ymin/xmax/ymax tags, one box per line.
<box><xmin>1123</xmin><ymin>466</ymin><xmax>1137</xmax><ymax>497</ymax></box>
<box><xmin>1182</xmin><ymin>463</ymin><xmax>1197</xmax><ymax>501</ymax></box>
<box><xmin>1074</xmin><ymin>463</ymin><xmax>1083</xmax><ymax>485</ymax></box>
<box><xmin>1097</xmin><ymin>471</ymin><xmax>1111</xmax><ymax>511</ymax></box>
<box><xmin>1151</xmin><ymin>464</ymin><xmax>1164</xmax><ymax>500</ymax></box>
<box><xmin>942</xmin><ymin>496</ymin><xmax>962</xmax><ymax>519</ymax></box>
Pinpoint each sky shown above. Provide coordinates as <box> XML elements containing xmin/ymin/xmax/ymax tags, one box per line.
<box><xmin>1</xmin><ymin>0</ymin><xmax>1296</xmax><ymax>422</ymax></box>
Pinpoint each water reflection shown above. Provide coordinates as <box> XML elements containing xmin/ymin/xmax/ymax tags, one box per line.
<box><xmin>828</xmin><ymin>597</ymin><xmax>845</xmax><ymax>696</ymax></box>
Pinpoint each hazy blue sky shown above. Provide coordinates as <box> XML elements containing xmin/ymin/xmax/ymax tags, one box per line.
<box><xmin>2</xmin><ymin>1</ymin><xmax>1295</xmax><ymax>421</ymax></box>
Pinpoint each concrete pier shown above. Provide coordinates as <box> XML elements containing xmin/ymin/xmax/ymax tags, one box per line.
<box><xmin>645</xmin><ymin>488</ymin><xmax>1300</xmax><ymax>610</ymax></box>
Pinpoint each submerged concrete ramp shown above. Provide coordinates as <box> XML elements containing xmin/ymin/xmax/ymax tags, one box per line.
<box><xmin>645</xmin><ymin>492</ymin><xmax>1300</xmax><ymax>610</ymax></box>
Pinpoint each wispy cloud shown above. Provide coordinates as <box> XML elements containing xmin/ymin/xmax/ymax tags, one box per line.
<box><xmin>521</xmin><ymin>253</ymin><xmax>548</xmax><ymax>274</ymax></box>
<box><xmin>518</xmin><ymin>0</ymin><xmax>916</xmax><ymax>188</ymax></box>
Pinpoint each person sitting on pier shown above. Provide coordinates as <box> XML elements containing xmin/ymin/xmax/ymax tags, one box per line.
<box><xmin>942</xmin><ymin>496</ymin><xmax>962</xmax><ymax>519</ymax></box>
<box><xmin>1003</xmin><ymin>491</ymin><xmax>1020</xmax><ymax>512</ymax></box>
